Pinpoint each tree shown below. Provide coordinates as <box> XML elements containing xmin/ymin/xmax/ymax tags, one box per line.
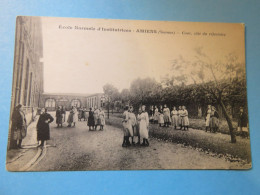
<box><xmin>103</xmin><ymin>83</ymin><xmax>120</xmax><ymax>101</ymax></box>
<box><xmin>171</xmin><ymin>48</ymin><xmax>247</xmax><ymax>143</ymax></box>
<box><xmin>129</xmin><ymin>77</ymin><xmax>161</xmax><ymax>109</ymax></box>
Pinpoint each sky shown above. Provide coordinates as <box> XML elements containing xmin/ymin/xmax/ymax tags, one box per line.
<box><xmin>41</xmin><ymin>17</ymin><xmax>245</xmax><ymax>94</ymax></box>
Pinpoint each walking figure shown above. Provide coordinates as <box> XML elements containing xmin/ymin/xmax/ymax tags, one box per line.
<box><xmin>36</xmin><ymin>108</ymin><xmax>54</xmax><ymax>147</ymax></box>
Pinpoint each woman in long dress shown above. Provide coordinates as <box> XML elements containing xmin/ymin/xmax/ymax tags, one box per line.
<box><xmin>61</xmin><ymin>106</ymin><xmax>66</xmax><ymax>123</ymax></box>
<box><xmin>56</xmin><ymin>106</ymin><xmax>63</xmax><ymax>128</ymax></box>
<box><xmin>67</xmin><ymin>106</ymin><xmax>77</xmax><ymax>127</ymax></box>
<box><xmin>171</xmin><ymin>106</ymin><xmax>178</xmax><ymax>129</ymax></box>
<box><xmin>98</xmin><ymin>108</ymin><xmax>105</xmax><ymax>130</ymax></box>
<box><xmin>158</xmin><ymin>105</ymin><xmax>164</xmax><ymax>127</ymax></box>
<box><xmin>181</xmin><ymin>106</ymin><xmax>189</xmax><ymax>131</ymax></box>
<box><xmin>11</xmin><ymin>104</ymin><xmax>27</xmax><ymax>149</ymax></box>
<box><xmin>129</xmin><ymin>106</ymin><xmax>138</xmax><ymax>145</ymax></box>
<box><xmin>138</xmin><ymin>105</ymin><xmax>149</xmax><ymax>146</ymax></box>
<box><xmin>178</xmin><ymin>106</ymin><xmax>183</xmax><ymax>130</ymax></box>
<box><xmin>153</xmin><ymin>106</ymin><xmax>159</xmax><ymax>124</ymax></box>
<box><xmin>87</xmin><ymin>107</ymin><xmax>95</xmax><ymax>131</ymax></box>
<box><xmin>37</xmin><ymin>108</ymin><xmax>54</xmax><ymax>147</ymax></box>
<box><xmin>205</xmin><ymin>105</ymin><xmax>212</xmax><ymax>132</ymax></box>
<box><xmin>210</xmin><ymin>106</ymin><xmax>219</xmax><ymax>133</ymax></box>
<box><xmin>122</xmin><ymin>106</ymin><xmax>132</xmax><ymax>147</ymax></box>
<box><xmin>94</xmin><ymin>106</ymin><xmax>100</xmax><ymax>130</ymax></box>
<box><xmin>163</xmin><ymin>104</ymin><xmax>171</xmax><ymax>127</ymax></box>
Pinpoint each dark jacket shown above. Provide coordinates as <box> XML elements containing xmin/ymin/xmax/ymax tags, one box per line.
<box><xmin>238</xmin><ymin>112</ymin><xmax>248</xmax><ymax>127</ymax></box>
<box><xmin>37</xmin><ymin>112</ymin><xmax>54</xmax><ymax>141</ymax></box>
<box><xmin>11</xmin><ymin>109</ymin><xmax>27</xmax><ymax>130</ymax></box>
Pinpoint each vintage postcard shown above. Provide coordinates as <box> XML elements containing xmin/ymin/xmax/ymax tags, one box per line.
<box><xmin>6</xmin><ymin>16</ymin><xmax>251</xmax><ymax>171</ymax></box>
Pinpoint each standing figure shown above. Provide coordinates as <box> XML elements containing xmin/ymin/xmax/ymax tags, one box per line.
<box><xmin>55</xmin><ymin>106</ymin><xmax>63</xmax><ymax>128</ymax></box>
<box><xmin>83</xmin><ymin>107</ymin><xmax>88</xmax><ymax>121</ymax></box>
<box><xmin>158</xmin><ymin>105</ymin><xmax>164</xmax><ymax>127</ymax></box>
<box><xmin>138</xmin><ymin>105</ymin><xmax>150</xmax><ymax>146</ymax></box>
<box><xmin>136</xmin><ymin>107</ymin><xmax>142</xmax><ymax>145</ymax></box>
<box><xmin>163</xmin><ymin>104</ymin><xmax>171</xmax><ymax>127</ymax></box>
<box><xmin>67</xmin><ymin>106</ymin><xmax>77</xmax><ymax>127</ymax></box>
<box><xmin>205</xmin><ymin>105</ymin><xmax>212</xmax><ymax>132</ymax></box>
<box><xmin>78</xmin><ymin>107</ymin><xmax>83</xmax><ymax>121</ymax></box>
<box><xmin>61</xmin><ymin>106</ymin><xmax>66</xmax><ymax>123</ymax></box>
<box><xmin>87</xmin><ymin>108</ymin><xmax>95</xmax><ymax>131</ymax></box>
<box><xmin>129</xmin><ymin>106</ymin><xmax>137</xmax><ymax>145</ymax></box>
<box><xmin>149</xmin><ymin>105</ymin><xmax>154</xmax><ymax>123</ymax></box>
<box><xmin>171</xmin><ymin>106</ymin><xmax>178</xmax><ymax>129</ymax></box>
<box><xmin>11</xmin><ymin>104</ymin><xmax>27</xmax><ymax>149</ymax></box>
<box><xmin>72</xmin><ymin>106</ymin><xmax>78</xmax><ymax>127</ymax></box>
<box><xmin>99</xmin><ymin>108</ymin><xmax>106</xmax><ymax>130</ymax></box>
<box><xmin>178</xmin><ymin>106</ymin><xmax>183</xmax><ymax>130</ymax></box>
<box><xmin>122</xmin><ymin>106</ymin><xmax>132</xmax><ymax>147</ymax></box>
<box><xmin>82</xmin><ymin>107</ymin><xmax>87</xmax><ymax>121</ymax></box>
<box><xmin>94</xmin><ymin>106</ymin><xmax>100</xmax><ymax>130</ymax></box>
<box><xmin>210</xmin><ymin>106</ymin><xmax>219</xmax><ymax>133</ymax></box>
<box><xmin>36</xmin><ymin>108</ymin><xmax>54</xmax><ymax>147</ymax></box>
<box><xmin>181</xmin><ymin>106</ymin><xmax>189</xmax><ymax>130</ymax></box>
<box><xmin>153</xmin><ymin>106</ymin><xmax>159</xmax><ymax>124</ymax></box>
<box><xmin>238</xmin><ymin>107</ymin><xmax>249</xmax><ymax>138</ymax></box>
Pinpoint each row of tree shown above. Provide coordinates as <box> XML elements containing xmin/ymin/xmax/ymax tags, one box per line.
<box><xmin>103</xmin><ymin>48</ymin><xmax>248</xmax><ymax>143</ymax></box>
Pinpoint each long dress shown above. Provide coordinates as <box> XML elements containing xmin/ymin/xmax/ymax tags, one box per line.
<box><xmin>171</xmin><ymin>110</ymin><xmax>178</xmax><ymax>127</ymax></box>
<box><xmin>67</xmin><ymin>110</ymin><xmax>74</xmax><ymax>124</ymax></box>
<box><xmin>37</xmin><ymin>112</ymin><xmax>54</xmax><ymax>141</ymax></box>
<box><xmin>88</xmin><ymin>111</ymin><xmax>95</xmax><ymax>126</ymax></box>
<box><xmin>99</xmin><ymin>110</ymin><xmax>106</xmax><ymax>126</ymax></box>
<box><xmin>129</xmin><ymin>112</ymin><xmax>138</xmax><ymax>136</ymax></box>
<box><xmin>138</xmin><ymin>112</ymin><xmax>149</xmax><ymax>139</ymax></box>
<box><xmin>210</xmin><ymin>110</ymin><xmax>219</xmax><ymax>129</ymax></box>
<box><xmin>205</xmin><ymin>109</ymin><xmax>211</xmax><ymax>127</ymax></box>
<box><xmin>158</xmin><ymin>109</ymin><xmax>164</xmax><ymax>125</ymax></box>
<box><xmin>178</xmin><ymin>109</ymin><xmax>183</xmax><ymax>126</ymax></box>
<box><xmin>94</xmin><ymin>109</ymin><xmax>100</xmax><ymax>125</ymax></box>
<box><xmin>153</xmin><ymin>108</ymin><xmax>159</xmax><ymax>122</ymax></box>
<box><xmin>163</xmin><ymin>107</ymin><xmax>171</xmax><ymax>123</ymax></box>
<box><xmin>182</xmin><ymin>109</ymin><xmax>189</xmax><ymax>126</ymax></box>
<box><xmin>238</xmin><ymin>111</ymin><xmax>248</xmax><ymax>132</ymax></box>
<box><xmin>122</xmin><ymin>111</ymin><xmax>133</xmax><ymax>136</ymax></box>
<box><xmin>72</xmin><ymin>108</ymin><xmax>78</xmax><ymax>122</ymax></box>
<box><xmin>12</xmin><ymin>109</ymin><xmax>27</xmax><ymax>140</ymax></box>
<box><xmin>56</xmin><ymin>109</ymin><xmax>63</xmax><ymax>125</ymax></box>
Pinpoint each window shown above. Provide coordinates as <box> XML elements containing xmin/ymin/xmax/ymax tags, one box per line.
<box><xmin>45</xmin><ymin>99</ymin><xmax>55</xmax><ymax>108</ymax></box>
<box><xmin>71</xmin><ymin>99</ymin><xmax>80</xmax><ymax>108</ymax></box>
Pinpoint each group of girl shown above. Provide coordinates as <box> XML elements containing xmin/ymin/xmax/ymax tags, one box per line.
<box><xmin>122</xmin><ymin>105</ymin><xmax>149</xmax><ymax>147</ymax></box>
<box><xmin>87</xmin><ymin>106</ymin><xmax>106</xmax><ymax>131</ymax></box>
<box><xmin>150</xmin><ymin>105</ymin><xmax>190</xmax><ymax>130</ymax></box>
<box><xmin>205</xmin><ymin>105</ymin><xmax>219</xmax><ymax>133</ymax></box>
<box><xmin>56</xmin><ymin>106</ymin><xmax>106</xmax><ymax>131</ymax></box>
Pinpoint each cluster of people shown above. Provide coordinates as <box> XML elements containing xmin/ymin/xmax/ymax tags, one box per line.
<box><xmin>55</xmin><ymin>105</ymin><xmax>106</xmax><ymax>131</ymax></box>
<box><xmin>122</xmin><ymin>105</ymin><xmax>149</xmax><ymax>147</ymax></box>
<box><xmin>150</xmin><ymin>104</ymin><xmax>190</xmax><ymax>130</ymax></box>
<box><xmin>205</xmin><ymin>105</ymin><xmax>219</xmax><ymax>133</ymax></box>
<box><xmin>87</xmin><ymin>106</ymin><xmax>106</xmax><ymax>131</ymax></box>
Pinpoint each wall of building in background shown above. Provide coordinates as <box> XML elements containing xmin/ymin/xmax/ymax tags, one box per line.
<box><xmin>40</xmin><ymin>93</ymin><xmax>104</xmax><ymax>111</ymax></box>
<box><xmin>8</xmin><ymin>16</ymin><xmax>44</xmax><ymax>149</ymax></box>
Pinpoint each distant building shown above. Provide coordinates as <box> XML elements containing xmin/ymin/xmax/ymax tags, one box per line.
<box><xmin>40</xmin><ymin>93</ymin><xmax>104</xmax><ymax>111</ymax></box>
<box><xmin>8</xmin><ymin>16</ymin><xmax>44</xmax><ymax>149</ymax></box>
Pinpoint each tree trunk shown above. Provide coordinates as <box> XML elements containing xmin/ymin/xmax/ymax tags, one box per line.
<box><xmin>219</xmin><ymin>99</ymin><xmax>236</xmax><ymax>143</ymax></box>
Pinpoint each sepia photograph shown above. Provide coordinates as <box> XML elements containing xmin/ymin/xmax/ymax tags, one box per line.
<box><xmin>6</xmin><ymin>16</ymin><xmax>251</xmax><ymax>171</ymax></box>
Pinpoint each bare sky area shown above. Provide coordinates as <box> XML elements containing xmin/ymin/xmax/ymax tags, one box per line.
<box><xmin>41</xmin><ymin>17</ymin><xmax>245</xmax><ymax>94</ymax></box>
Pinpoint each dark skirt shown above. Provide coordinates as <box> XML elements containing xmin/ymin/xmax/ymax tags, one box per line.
<box><xmin>88</xmin><ymin>116</ymin><xmax>95</xmax><ymax>126</ymax></box>
<box><xmin>56</xmin><ymin>116</ymin><xmax>63</xmax><ymax>124</ymax></box>
<box><xmin>37</xmin><ymin>129</ymin><xmax>50</xmax><ymax>141</ymax></box>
